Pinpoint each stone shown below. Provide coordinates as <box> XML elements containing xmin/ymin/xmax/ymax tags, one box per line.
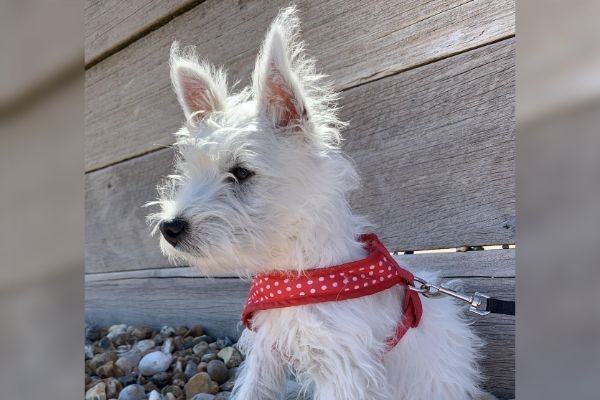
<box><xmin>161</xmin><ymin>385</ymin><xmax>184</xmax><ymax>399</ymax></box>
<box><xmin>89</xmin><ymin>352</ymin><xmax>117</xmax><ymax>372</ymax></box>
<box><xmin>217</xmin><ymin>347</ymin><xmax>243</xmax><ymax>368</ymax></box>
<box><xmin>150</xmin><ymin>371</ymin><xmax>172</xmax><ymax>388</ymax></box>
<box><xmin>207</xmin><ymin>360</ymin><xmax>228</xmax><ymax>384</ymax></box>
<box><xmin>215</xmin><ymin>393</ymin><xmax>231</xmax><ymax>400</ymax></box>
<box><xmin>165</xmin><ymin>394</ymin><xmax>176</xmax><ymax>400</ymax></box>
<box><xmin>97</xmin><ymin>336</ymin><xmax>114</xmax><ymax>351</ymax></box>
<box><xmin>197</xmin><ymin>335</ymin><xmax>215</xmax><ymax>344</ymax></box>
<box><xmin>214</xmin><ymin>337</ymin><xmax>232</xmax><ymax>349</ymax></box>
<box><xmin>86</xmin><ymin>325</ymin><xmax>103</xmax><ymax>342</ymax></box>
<box><xmin>185</xmin><ymin>325</ymin><xmax>204</xmax><ymax>337</ymax></box>
<box><xmin>144</xmin><ymin>382</ymin><xmax>159</xmax><ymax>393</ymax></box>
<box><xmin>107</xmin><ymin>324</ymin><xmax>127</xmax><ymax>340</ymax></box>
<box><xmin>135</xmin><ymin>339</ymin><xmax>156</xmax><ymax>354</ymax></box>
<box><xmin>131</xmin><ymin>326</ymin><xmax>153</xmax><ymax>340</ymax></box>
<box><xmin>160</xmin><ymin>326</ymin><xmax>176</xmax><ymax>337</ymax></box>
<box><xmin>139</xmin><ymin>351</ymin><xmax>172</xmax><ymax>376</ymax></box>
<box><xmin>173</xmin><ymin>336</ymin><xmax>185</xmax><ymax>351</ymax></box>
<box><xmin>97</xmin><ymin>360</ymin><xmax>121</xmax><ymax>378</ymax></box>
<box><xmin>185</xmin><ymin>372</ymin><xmax>219</xmax><ymax>398</ymax></box>
<box><xmin>201</xmin><ymin>353</ymin><xmax>217</xmax><ymax>363</ymax></box>
<box><xmin>115</xmin><ymin>350</ymin><xmax>142</xmax><ymax>374</ymax></box>
<box><xmin>190</xmin><ymin>394</ymin><xmax>216</xmax><ymax>400</ymax></box>
<box><xmin>228</xmin><ymin>367</ymin><xmax>238</xmax><ymax>380</ymax></box>
<box><xmin>103</xmin><ymin>377</ymin><xmax>122</xmax><ymax>398</ymax></box>
<box><xmin>112</xmin><ymin>332</ymin><xmax>130</xmax><ymax>346</ymax></box>
<box><xmin>85</xmin><ymin>344</ymin><xmax>95</xmax><ymax>360</ymax></box>
<box><xmin>161</xmin><ymin>338</ymin><xmax>174</xmax><ymax>354</ymax></box>
<box><xmin>85</xmin><ymin>382</ymin><xmax>106</xmax><ymax>400</ymax></box>
<box><xmin>193</xmin><ymin>342</ymin><xmax>209</xmax><ymax>356</ymax></box>
<box><xmin>219</xmin><ymin>379</ymin><xmax>235</xmax><ymax>392</ymax></box>
<box><xmin>174</xmin><ymin>326</ymin><xmax>188</xmax><ymax>336</ymax></box>
<box><xmin>148</xmin><ymin>390</ymin><xmax>163</xmax><ymax>400</ymax></box>
<box><xmin>197</xmin><ymin>362</ymin><xmax>208</xmax><ymax>372</ymax></box>
<box><xmin>117</xmin><ymin>372</ymin><xmax>137</xmax><ymax>387</ymax></box>
<box><xmin>117</xmin><ymin>384</ymin><xmax>146</xmax><ymax>400</ymax></box>
<box><xmin>184</xmin><ymin>361</ymin><xmax>199</xmax><ymax>380</ymax></box>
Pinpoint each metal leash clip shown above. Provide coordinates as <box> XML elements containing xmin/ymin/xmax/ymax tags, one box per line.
<box><xmin>409</xmin><ymin>277</ymin><xmax>491</xmax><ymax>316</ymax></box>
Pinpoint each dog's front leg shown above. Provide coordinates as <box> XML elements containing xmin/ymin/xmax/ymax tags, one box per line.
<box><xmin>232</xmin><ymin>330</ymin><xmax>287</xmax><ymax>400</ymax></box>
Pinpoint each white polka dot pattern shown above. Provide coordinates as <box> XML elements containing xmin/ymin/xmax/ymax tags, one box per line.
<box><xmin>241</xmin><ymin>234</ymin><xmax>423</xmax><ymax>348</ymax></box>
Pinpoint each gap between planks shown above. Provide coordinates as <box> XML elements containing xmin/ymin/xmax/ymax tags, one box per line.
<box><xmin>84</xmin><ymin>34</ymin><xmax>514</xmax><ymax>175</ymax></box>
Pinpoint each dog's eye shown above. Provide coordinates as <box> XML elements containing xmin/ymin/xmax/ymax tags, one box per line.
<box><xmin>227</xmin><ymin>166</ymin><xmax>254</xmax><ymax>183</ymax></box>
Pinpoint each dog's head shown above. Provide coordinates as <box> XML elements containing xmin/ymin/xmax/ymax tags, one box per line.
<box><xmin>148</xmin><ymin>7</ymin><xmax>364</xmax><ymax>275</ymax></box>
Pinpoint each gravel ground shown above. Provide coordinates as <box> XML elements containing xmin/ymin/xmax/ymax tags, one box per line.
<box><xmin>85</xmin><ymin>324</ymin><xmax>242</xmax><ymax>400</ymax></box>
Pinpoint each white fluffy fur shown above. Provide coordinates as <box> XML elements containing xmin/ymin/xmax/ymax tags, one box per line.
<box><xmin>148</xmin><ymin>6</ymin><xmax>487</xmax><ymax>399</ymax></box>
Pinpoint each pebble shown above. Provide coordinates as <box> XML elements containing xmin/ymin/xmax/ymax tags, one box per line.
<box><xmin>185</xmin><ymin>325</ymin><xmax>204</xmax><ymax>337</ymax></box>
<box><xmin>113</xmin><ymin>332</ymin><xmax>130</xmax><ymax>346</ymax></box>
<box><xmin>150</xmin><ymin>371</ymin><xmax>172</xmax><ymax>388</ymax></box>
<box><xmin>215</xmin><ymin>337</ymin><xmax>232</xmax><ymax>349</ymax></box>
<box><xmin>197</xmin><ymin>335</ymin><xmax>216</xmax><ymax>344</ymax></box>
<box><xmin>184</xmin><ymin>361</ymin><xmax>199</xmax><ymax>380</ymax></box>
<box><xmin>207</xmin><ymin>360</ymin><xmax>229</xmax><ymax>384</ymax></box>
<box><xmin>117</xmin><ymin>372</ymin><xmax>137</xmax><ymax>387</ymax></box>
<box><xmin>193</xmin><ymin>342</ymin><xmax>209</xmax><ymax>356</ymax></box>
<box><xmin>117</xmin><ymin>384</ymin><xmax>146</xmax><ymax>400</ymax></box>
<box><xmin>115</xmin><ymin>350</ymin><xmax>142</xmax><ymax>374</ymax></box>
<box><xmin>85</xmin><ymin>344</ymin><xmax>95</xmax><ymax>360</ymax></box>
<box><xmin>161</xmin><ymin>385</ymin><xmax>184</xmax><ymax>399</ymax></box>
<box><xmin>160</xmin><ymin>326</ymin><xmax>176</xmax><ymax>337</ymax></box>
<box><xmin>215</xmin><ymin>393</ymin><xmax>231</xmax><ymax>400</ymax></box>
<box><xmin>174</xmin><ymin>326</ymin><xmax>188</xmax><ymax>336</ymax></box>
<box><xmin>139</xmin><ymin>351</ymin><xmax>172</xmax><ymax>376</ymax></box>
<box><xmin>86</xmin><ymin>325</ymin><xmax>103</xmax><ymax>342</ymax></box>
<box><xmin>135</xmin><ymin>339</ymin><xmax>156</xmax><ymax>354</ymax></box>
<box><xmin>201</xmin><ymin>353</ymin><xmax>218</xmax><ymax>363</ymax></box>
<box><xmin>107</xmin><ymin>324</ymin><xmax>127</xmax><ymax>340</ymax></box>
<box><xmin>103</xmin><ymin>377</ymin><xmax>122</xmax><ymax>398</ymax></box>
<box><xmin>85</xmin><ymin>382</ymin><xmax>106</xmax><ymax>400</ymax></box>
<box><xmin>185</xmin><ymin>372</ymin><xmax>219</xmax><ymax>398</ymax></box>
<box><xmin>197</xmin><ymin>362</ymin><xmax>208</xmax><ymax>372</ymax></box>
<box><xmin>97</xmin><ymin>360</ymin><xmax>121</xmax><ymax>378</ymax></box>
<box><xmin>219</xmin><ymin>379</ymin><xmax>235</xmax><ymax>392</ymax></box>
<box><xmin>97</xmin><ymin>336</ymin><xmax>114</xmax><ymax>351</ymax></box>
<box><xmin>131</xmin><ymin>326</ymin><xmax>153</xmax><ymax>340</ymax></box>
<box><xmin>190</xmin><ymin>394</ymin><xmax>216</xmax><ymax>400</ymax></box>
<box><xmin>217</xmin><ymin>347</ymin><xmax>243</xmax><ymax>368</ymax></box>
<box><xmin>148</xmin><ymin>390</ymin><xmax>163</xmax><ymax>400</ymax></box>
<box><xmin>162</xmin><ymin>338</ymin><xmax>174</xmax><ymax>354</ymax></box>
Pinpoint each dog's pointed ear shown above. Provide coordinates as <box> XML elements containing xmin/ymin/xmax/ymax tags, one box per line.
<box><xmin>253</xmin><ymin>7</ymin><xmax>308</xmax><ymax>129</ymax></box>
<box><xmin>170</xmin><ymin>42</ymin><xmax>227</xmax><ymax>123</ymax></box>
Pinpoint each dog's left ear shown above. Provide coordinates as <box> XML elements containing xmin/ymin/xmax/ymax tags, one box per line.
<box><xmin>170</xmin><ymin>42</ymin><xmax>227</xmax><ymax>123</ymax></box>
<box><xmin>253</xmin><ymin>7</ymin><xmax>308</xmax><ymax>129</ymax></box>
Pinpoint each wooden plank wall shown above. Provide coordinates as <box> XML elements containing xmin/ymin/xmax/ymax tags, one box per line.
<box><xmin>85</xmin><ymin>1</ymin><xmax>515</xmax><ymax>398</ymax></box>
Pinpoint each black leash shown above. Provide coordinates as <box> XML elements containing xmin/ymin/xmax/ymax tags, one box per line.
<box><xmin>410</xmin><ymin>277</ymin><xmax>515</xmax><ymax>316</ymax></box>
<box><xmin>485</xmin><ymin>297</ymin><xmax>515</xmax><ymax>316</ymax></box>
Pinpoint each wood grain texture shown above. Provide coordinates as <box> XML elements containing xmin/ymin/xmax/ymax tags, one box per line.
<box><xmin>85</xmin><ymin>0</ymin><xmax>202</xmax><ymax>65</ymax></box>
<box><xmin>85</xmin><ymin>0</ymin><xmax>514</xmax><ymax>171</ymax></box>
<box><xmin>85</xmin><ymin>39</ymin><xmax>515</xmax><ymax>273</ymax></box>
<box><xmin>344</xmin><ymin>38</ymin><xmax>515</xmax><ymax>250</ymax></box>
<box><xmin>85</xmin><ymin>251</ymin><xmax>515</xmax><ymax>398</ymax></box>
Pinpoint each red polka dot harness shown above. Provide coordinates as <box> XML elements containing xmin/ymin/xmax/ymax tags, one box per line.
<box><xmin>242</xmin><ymin>234</ymin><xmax>423</xmax><ymax>348</ymax></box>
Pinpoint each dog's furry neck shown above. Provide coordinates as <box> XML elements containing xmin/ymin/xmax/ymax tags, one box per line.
<box><xmin>270</xmin><ymin>196</ymin><xmax>370</xmax><ymax>271</ymax></box>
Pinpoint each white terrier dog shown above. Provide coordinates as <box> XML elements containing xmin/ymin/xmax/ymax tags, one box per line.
<box><xmin>149</xmin><ymin>7</ymin><xmax>486</xmax><ymax>400</ymax></box>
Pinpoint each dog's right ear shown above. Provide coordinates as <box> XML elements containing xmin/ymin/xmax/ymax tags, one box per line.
<box><xmin>170</xmin><ymin>42</ymin><xmax>227</xmax><ymax>123</ymax></box>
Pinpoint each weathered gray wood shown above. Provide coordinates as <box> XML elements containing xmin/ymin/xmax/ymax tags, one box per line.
<box><xmin>85</xmin><ymin>255</ymin><xmax>514</xmax><ymax>398</ymax></box>
<box><xmin>85</xmin><ymin>0</ymin><xmax>202</xmax><ymax>66</ymax></box>
<box><xmin>85</xmin><ymin>250</ymin><xmax>515</xmax><ymax>281</ymax></box>
<box><xmin>85</xmin><ymin>0</ymin><xmax>515</xmax><ymax>171</ymax></box>
<box><xmin>85</xmin><ymin>39</ymin><xmax>514</xmax><ymax>273</ymax></box>
<box><xmin>345</xmin><ymin>39</ymin><xmax>515</xmax><ymax>250</ymax></box>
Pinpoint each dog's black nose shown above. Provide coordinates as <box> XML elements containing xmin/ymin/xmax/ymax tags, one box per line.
<box><xmin>159</xmin><ymin>219</ymin><xmax>188</xmax><ymax>247</ymax></box>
